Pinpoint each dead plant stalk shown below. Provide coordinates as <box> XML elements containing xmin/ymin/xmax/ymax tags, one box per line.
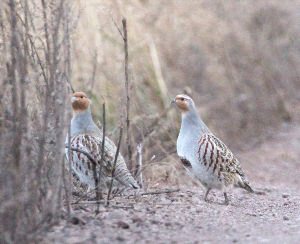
<box><xmin>122</xmin><ymin>18</ymin><xmax>133</xmax><ymax>171</ymax></box>
<box><xmin>106</xmin><ymin>127</ymin><xmax>123</xmax><ymax>205</ymax></box>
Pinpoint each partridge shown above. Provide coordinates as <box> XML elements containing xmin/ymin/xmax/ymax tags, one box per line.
<box><xmin>173</xmin><ymin>94</ymin><xmax>253</xmax><ymax>204</ymax></box>
<box><xmin>65</xmin><ymin>91</ymin><xmax>139</xmax><ymax>191</ymax></box>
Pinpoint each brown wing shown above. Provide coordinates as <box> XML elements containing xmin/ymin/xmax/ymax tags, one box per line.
<box><xmin>209</xmin><ymin>134</ymin><xmax>245</xmax><ymax>176</ymax></box>
<box><xmin>198</xmin><ymin>133</ymin><xmax>248</xmax><ymax>184</ymax></box>
<box><xmin>208</xmin><ymin>134</ymin><xmax>253</xmax><ymax>191</ymax></box>
<box><xmin>70</xmin><ymin>134</ymin><xmax>112</xmax><ymax>176</ymax></box>
<box><xmin>69</xmin><ymin>133</ymin><xmax>139</xmax><ymax>188</ymax></box>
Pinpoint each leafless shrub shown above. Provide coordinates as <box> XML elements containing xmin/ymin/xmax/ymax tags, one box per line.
<box><xmin>0</xmin><ymin>0</ymin><xmax>74</xmax><ymax>242</ymax></box>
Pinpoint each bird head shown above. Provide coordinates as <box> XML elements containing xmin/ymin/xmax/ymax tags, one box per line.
<box><xmin>172</xmin><ymin>94</ymin><xmax>195</xmax><ymax>113</ymax></box>
<box><xmin>71</xmin><ymin>91</ymin><xmax>90</xmax><ymax>112</ymax></box>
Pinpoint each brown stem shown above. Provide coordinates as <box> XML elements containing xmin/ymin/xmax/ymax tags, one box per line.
<box><xmin>96</xmin><ymin>103</ymin><xmax>106</xmax><ymax>210</ymax></box>
<box><xmin>66</xmin><ymin>124</ymin><xmax>72</xmax><ymax>217</ymax></box>
<box><xmin>8</xmin><ymin>0</ymin><xmax>20</xmax><ymax>168</ymax></box>
<box><xmin>41</xmin><ymin>0</ymin><xmax>50</xmax><ymax>81</ymax></box>
<box><xmin>106</xmin><ymin>127</ymin><xmax>123</xmax><ymax>205</ymax></box>
<box><xmin>122</xmin><ymin>18</ymin><xmax>133</xmax><ymax>171</ymax></box>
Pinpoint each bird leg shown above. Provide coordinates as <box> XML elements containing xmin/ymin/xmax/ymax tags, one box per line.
<box><xmin>204</xmin><ymin>188</ymin><xmax>211</xmax><ymax>202</ymax></box>
<box><xmin>223</xmin><ymin>192</ymin><xmax>229</xmax><ymax>205</ymax></box>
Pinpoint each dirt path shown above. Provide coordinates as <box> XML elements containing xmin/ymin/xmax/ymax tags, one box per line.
<box><xmin>42</xmin><ymin>123</ymin><xmax>300</xmax><ymax>243</ymax></box>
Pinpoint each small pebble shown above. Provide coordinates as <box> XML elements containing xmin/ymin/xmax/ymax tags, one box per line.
<box><xmin>283</xmin><ymin>216</ymin><xmax>289</xmax><ymax>221</ymax></box>
<box><xmin>165</xmin><ymin>222</ymin><xmax>172</xmax><ymax>227</ymax></box>
<box><xmin>116</xmin><ymin>236</ymin><xmax>125</xmax><ymax>241</ymax></box>
<box><xmin>116</xmin><ymin>220</ymin><xmax>130</xmax><ymax>229</ymax></box>
<box><xmin>132</xmin><ymin>215</ymin><xmax>143</xmax><ymax>224</ymax></box>
<box><xmin>150</xmin><ymin>219</ymin><xmax>160</xmax><ymax>225</ymax></box>
<box><xmin>69</xmin><ymin>216</ymin><xmax>86</xmax><ymax>225</ymax></box>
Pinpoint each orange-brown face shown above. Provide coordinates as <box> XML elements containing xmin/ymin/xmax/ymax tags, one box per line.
<box><xmin>174</xmin><ymin>94</ymin><xmax>190</xmax><ymax>112</ymax></box>
<box><xmin>71</xmin><ymin>91</ymin><xmax>90</xmax><ymax>112</ymax></box>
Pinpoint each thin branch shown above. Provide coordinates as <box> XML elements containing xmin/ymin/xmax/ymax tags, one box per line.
<box><xmin>91</xmin><ymin>103</ymin><xmax>106</xmax><ymax>214</ymax></box>
<box><xmin>14</xmin><ymin>12</ymin><xmax>48</xmax><ymax>84</ymax></box>
<box><xmin>122</xmin><ymin>18</ymin><xmax>133</xmax><ymax>171</ymax></box>
<box><xmin>113</xmin><ymin>17</ymin><xmax>132</xmax><ymax>170</ymax></box>
<box><xmin>8</xmin><ymin>0</ymin><xmax>20</xmax><ymax>168</ymax></box>
<box><xmin>106</xmin><ymin>127</ymin><xmax>123</xmax><ymax>205</ymax></box>
<box><xmin>72</xmin><ymin>201</ymin><xmax>134</xmax><ymax>210</ymax></box>
<box><xmin>97</xmin><ymin>103</ymin><xmax>106</xmax><ymax>204</ymax></box>
<box><xmin>111</xmin><ymin>15</ymin><xmax>124</xmax><ymax>40</ymax></box>
<box><xmin>66</xmin><ymin>124</ymin><xmax>72</xmax><ymax>217</ymax></box>
<box><xmin>65</xmin><ymin>146</ymin><xmax>97</xmax><ymax>166</ymax></box>
<box><xmin>91</xmin><ymin>155</ymin><xmax>100</xmax><ymax>214</ymax></box>
<box><xmin>72</xmin><ymin>188</ymin><xmax>180</xmax><ymax>205</ymax></box>
<box><xmin>72</xmin><ymin>200</ymin><xmax>106</xmax><ymax>205</ymax></box>
<box><xmin>135</xmin><ymin>143</ymin><xmax>143</xmax><ymax>189</ymax></box>
<box><xmin>133</xmin><ymin>188</ymin><xmax>180</xmax><ymax>196</ymax></box>
<box><xmin>26</xmin><ymin>33</ymin><xmax>48</xmax><ymax>84</ymax></box>
<box><xmin>41</xmin><ymin>0</ymin><xmax>51</xmax><ymax>81</ymax></box>
<box><xmin>62</xmin><ymin>156</ymin><xmax>70</xmax><ymax>217</ymax></box>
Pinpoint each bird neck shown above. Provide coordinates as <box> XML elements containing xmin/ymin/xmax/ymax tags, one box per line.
<box><xmin>180</xmin><ymin>108</ymin><xmax>209</xmax><ymax>136</ymax></box>
<box><xmin>70</xmin><ymin>107</ymin><xmax>100</xmax><ymax>136</ymax></box>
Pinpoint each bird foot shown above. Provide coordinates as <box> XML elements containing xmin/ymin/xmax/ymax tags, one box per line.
<box><xmin>223</xmin><ymin>192</ymin><xmax>230</xmax><ymax>205</ymax></box>
<box><xmin>203</xmin><ymin>188</ymin><xmax>211</xmax><ymax>203</ymax></box>
<box><xmin>204</xmin><ymin>198</ymin><xmax>213</xmax><ymax>204</ymax></box>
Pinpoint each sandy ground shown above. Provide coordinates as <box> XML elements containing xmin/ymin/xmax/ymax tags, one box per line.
<box><xmin>42</xmin><ymin>123</ymin><xmax>300</xmax><ymax>243</ymax></box>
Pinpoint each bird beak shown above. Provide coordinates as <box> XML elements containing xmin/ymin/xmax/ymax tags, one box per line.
<box><xmin>71</xmin><ymin>96</ymin><xmax>77</xmax><ymax>103</ymax></box>
<box><xmin>171</xmin><ymin>99</ymin><xmax>176</xmax><ymax>105</ymax></box>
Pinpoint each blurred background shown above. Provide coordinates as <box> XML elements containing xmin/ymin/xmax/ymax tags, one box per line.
<box><xmin>71</xmin><ymin>0</ymin><xmax>300</xmax><ymax>184</ymax></box>
<box><xmin>0</xmin><ymin>0</ymin><xmax>299</xmax><ymax>242</ymax></box>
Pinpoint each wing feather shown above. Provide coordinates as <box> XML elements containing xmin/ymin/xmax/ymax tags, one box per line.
<box><xmin>69</xmin><ymin>134</ymin><xmax>139</xmax><ymax>188</ymax></box>
<box><xmin>197</xmin><ymin>133</ymin><xmax>250</xmax><ymax>187</ymax></box>
<box><xmin>208</xmin><ymin>134</ymin><xmax>245</xmax><ymax>177</ymax></box>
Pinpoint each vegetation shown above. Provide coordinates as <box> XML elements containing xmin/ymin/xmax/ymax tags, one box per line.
<box><xmin>0</xmin><ymin>0</ymin><xmax>299</xmax><ymax>242</ymax></box>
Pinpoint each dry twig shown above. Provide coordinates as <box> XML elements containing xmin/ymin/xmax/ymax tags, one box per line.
<box><xmin>135</xmin><ymin>143</ymin><xmax>144</xmax><ymax>189</ymax></box>
<box><xmin>122</xmin><ymin>18</ymin><xmax>133</xmax><ymax>171</ymax></box>
<box><xmin>98</xmin><ymin>103</ymin><xmax>106</xmax><ymax>198</ymax></box>
<box><xmin>95</xmin><ymin>102</ymin><xmax>106</xmax><ymax>213</ymax></box>
<box><xmin>66</xmin><ymin>124</ymin><xmax>72</xmax><ymax>217</ymax></box>
<box><xmin>65</xmin><ymin>146</ymin><xmax>97</xmax><ymax>166</ymax></box>
<box><xmin>127</xmin><ymin>188</ymin><xmax>180</xmax><ymax>197</ymax></box>
<box><xmin>106</xmin><ymin>127</ymin><xmax>123</xmax><ymax>205</ymax></box>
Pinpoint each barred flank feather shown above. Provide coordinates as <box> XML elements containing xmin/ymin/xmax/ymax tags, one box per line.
<box><xmin>197</xmin><ymin>133</ymin><xmax>253</xmax><ymax>190</ymax></box>
<box><xmin>68</xmin><ymin>133</ymin><xmax>139</xmax><ymax>189</ymax></box>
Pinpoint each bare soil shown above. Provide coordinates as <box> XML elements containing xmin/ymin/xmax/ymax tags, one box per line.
<box><xmin>42</xmin><ymin>123</ymin><xmax>300</xmax><ymax>243</ymax></box>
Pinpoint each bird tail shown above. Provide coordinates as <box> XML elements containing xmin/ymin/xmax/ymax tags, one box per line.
<box><xmin>115</xmin><ymin>170</ymin><xmax>140</xmax><ymax>189</ymax></box>
<box><xmin>122</xmin><ymin>176</ymin><xmax>140</xmax><ymax>189</ymax></box>
<box><xmin>239</xmin><ymin>181</ymin><xmax>254</xmax><ymax>193</ymax></box>
<box><xmin>127</xmin><ymin>174</ymin><xmax>140</xmax><ymax>189</ymax></box>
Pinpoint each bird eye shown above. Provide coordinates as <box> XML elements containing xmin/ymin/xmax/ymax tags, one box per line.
<box><xmin>180</xmin><ymin>98</ymin><xmax>184</xmax><ymax>101</ymax></box>
<box><xmin>80</xmin><ymin>96</ymin><xmax>83</xmax><ymax>99</ymax></box>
